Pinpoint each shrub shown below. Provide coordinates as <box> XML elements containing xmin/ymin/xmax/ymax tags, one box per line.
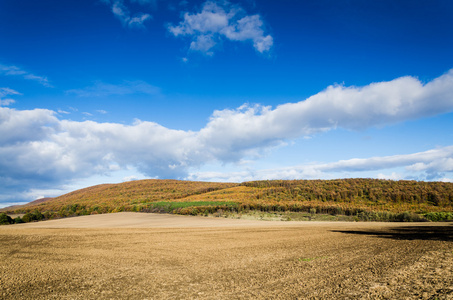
<box><xmin>395</xmin><ymin>211</ymin><xmax>426</xmax><ymax>222</ymax></box>
<box><xmin>33</xmin><ymin>210</ymin><xmax>44</xmax><ymax>221</ymax></box>
<box><xmin>425</xmin><ymin>212</ymin><xmax>453</xmax><ymax>222</ymax></box>
<box><xmin>22</xmin><ymin>213</ymin><xmax>34</xmax><ymax>223</ymax></box>
<box><xmin>14</xmin><ymin>217</ymin><xmax>24</xmax><ymax>224</ymax></box>
<box><xmin>0</xmin><ymin>213</ymin><xmax>13</xmax><ymax>225</ymax></box>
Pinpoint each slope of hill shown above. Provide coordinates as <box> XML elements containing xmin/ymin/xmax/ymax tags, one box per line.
<box><xmin>1</xmin><ymin>197</ymin><xmax>54</xmax><ymax>212</ymax></box>
<box><xmin>8</xmin><ymin>179</ymin><xmax>238</xmax><ymax>215</ymax></box>
<box><xmin>3</xmin><ymin>179</ymin><xmax>453</xmax><ymax>222</ymax></box>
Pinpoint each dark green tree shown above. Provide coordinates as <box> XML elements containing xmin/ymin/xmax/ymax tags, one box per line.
<box><xmin>22</xmin><ymin>213</ymin><xmax>34</xmax><ymax>223</ymax></box>
<box><xmin>0</xmin><ymin>213</ymin><xmax>13</xmax><ymax>225</ymax></box>
<box><xmin>14</xmin><ymin>217</ymin><xmax>24</xmax><ymax>224</ymax></box>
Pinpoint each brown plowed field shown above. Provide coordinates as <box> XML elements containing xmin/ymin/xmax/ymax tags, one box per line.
<box><xmin>1</xmin><ymin>213</ymin><xmax>452</xmax><ymax>299</ymax></box>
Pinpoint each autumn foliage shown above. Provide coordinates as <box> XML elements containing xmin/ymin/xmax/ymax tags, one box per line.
<box><xmin>3</xmin><ymin>179</ymin><xmax>453</xmax><ymax>222</ymax></box>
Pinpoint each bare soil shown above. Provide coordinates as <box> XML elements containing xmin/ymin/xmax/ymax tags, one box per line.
<box><xmin>1</xmin><ymin>212</ymin><xmax>452</xmax><ymax>299</ymax></box>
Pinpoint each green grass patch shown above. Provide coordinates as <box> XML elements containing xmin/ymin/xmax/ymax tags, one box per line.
<box><xmin>142</xmin><ymin>201</ymin><xmax>239</xmax><ymax>216</ymax></box>
<box><xmin>151</xmin><ymin>201</ymin><xmax>238</xmax><ymax>209</ymax></box>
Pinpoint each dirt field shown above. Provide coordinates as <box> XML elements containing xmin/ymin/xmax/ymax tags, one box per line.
<box><xmin>1</xmin><ymin>213</ymin><xmax>452</xmax><ymax>299</ymax></box>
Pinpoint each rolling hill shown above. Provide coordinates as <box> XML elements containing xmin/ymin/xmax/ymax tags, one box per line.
<box><xmin>2</xmin><ymin>179</ymin><xmax>453</xmax><ymax>222</ymax></box>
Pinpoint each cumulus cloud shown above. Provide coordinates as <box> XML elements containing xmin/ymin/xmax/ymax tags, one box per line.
<box><xmin>168</xmin><ymin>1</ymin><xmax>273</xmax><ymax>54</ymax></box>
<box><xmin>1</xmin><ymin>70</ymin><xmax>453</xmax><ymax>204</ymax></box>
<box><xmin>0</xmin><ymin>107</ymin><xmax>58</xmax><ymax>145</ymax></box>
<box><xmin>103</xmin><ymin>0</ymin><xmax>151</xmax><ymax>29</ymax></box>
<box><xmin>66</xmin><ymin>80</ymin><xmax>161</xmax><ymax>97</ymax></box>
<box><xmin>197</xmin><ymin>68</ymin><xmax>453</xmax><ymax>156</ymax></box>
<box><xmin>188</xmin><ymin>146</ymin><xmax>453</xmax><ymax>183</ymax></box>
<box><xmin>0</xmin><ymin>64</ymin><xmax>52</xmax><ymax>87</ymax></box>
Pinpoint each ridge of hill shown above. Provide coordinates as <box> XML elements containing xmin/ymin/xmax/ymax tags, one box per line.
<box><xmin>3</xmin><ymin>179</ymin><xmax>453</xmax><ymax>222</ymax></box>
<box><xmin>7</xmin><ymin>179</ymin><xmax>237</xmax><ymax>214</ymax></box>
<box><xmin>1</xmin><ymin>197</ymin><xmax>54</xmax><ymax>211</ymax></box>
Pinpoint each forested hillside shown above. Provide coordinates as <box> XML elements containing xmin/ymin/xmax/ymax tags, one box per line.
<box><xmin>2</xmin><ymin>179</ymin><xmax>452</xmax><ymax>223</ymax></box>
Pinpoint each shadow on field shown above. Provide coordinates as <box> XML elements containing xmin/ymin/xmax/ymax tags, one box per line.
<box><xmin>333</xmin><ymin>225</ymin><xmax>453</xmax><ymax>241</ymax></box>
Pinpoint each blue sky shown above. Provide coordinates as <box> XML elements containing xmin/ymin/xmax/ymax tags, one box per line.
<box><xmin>1</xmin><ymin>0</ymin><xmax>453</xmax><ymax>207</ymax></box>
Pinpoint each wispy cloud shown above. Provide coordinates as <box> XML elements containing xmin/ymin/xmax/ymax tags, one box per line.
<box><xmin>0</xmin><ymin>64</ymin><xmax>52</xmax><ymax>87</ymax></box>
<box><xmin>168</xmin><ymin>1</ymin><xmax>273</xmax><ymax>55</ymax></box>
<box><xmin>0</xmin><ymin>87</ymin><xmax>22</xmax><ymax>106</ymax></box>
<box><xmin>1</xmin><ymin>69</ymin><xmax>453</xmax><ymax>204</ymax></box>
<box><xmin>130</xmin><ymin>0</ymin><xmax>156</xmax><ymax>5</ymax></box>
<box><xmin>66</xmin><ymin>80</ymin><xmax>161</xmax><ymax>97</ymax></box>
<box><xmin>103</xmin><ymin>0</ymin><xmax>152</xmax><ymax>29</ymax></box>
<box><xmin>0</xmin><ymin>99</ymin><xmax>16</xmax><ymax>106</ymax></box>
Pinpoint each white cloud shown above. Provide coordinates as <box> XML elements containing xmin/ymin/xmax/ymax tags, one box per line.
<box><xmin>0</xmin><ymin>64</ymin><xmax>52</xmax><ymax>87</ymax></box>
<box><xmin>0</xmin><ymin>99</ymin><xmax>15</xmax><ymax>106</ymax></box>
<box><xmin>196</xmin><ymin>69</ymin><xmax>453</xmax><ymax>156</ymax></box>
<box><xmin>104</xmin><ymin>0</ymin><xmax>151</xmax><ymax>29</ymax></box>
<box><xmin>315</xmin><ymin>147</ymin><xmax>453</xmax><ymax>174</ymax></box>
<box><xmin>123</xmin><ymin>175</ymin><xmax>139</xmax><ymax>181</ymax></box>
<box><xmin>0</xmin><ymin>107</ymin><xmax>58</xmax><ymax>145</ymax></box>
<box><xmin>66</xmin><ymin>80</ymin><xmax>161</xmax><ymax>97</ymax></box>
<box><xmin>0</xmin><ymin>87</ymin><xmax>20</xmax><ymax>97</ymax></box>
<box><xmin>1</xmin><ymin>70</ymin><xmax>453</xmax><ymax>204</ymax></box>
<box><xmin>221</xmin><ymin>14</ymin><xmax>273</xmax><ymax>52</ymax></box>
<box><xmin>190</xmin><ymin>34</ymin><xmax>217</xmax><ymax>54</ymax></box>
<box><xmin>440</xmin><ymin>178</ymin><xmax>453</xmax><ymax>183</ymax></box>
<box><xmin>0</xmin><ymin>87</ymin><xmax>21</xmax><ymax>106</ymax></box>
<box><xmin>168</xmin><ymin>1</ymin><xmax>273</xmax><ymax>54</ymax></box>
<box><xmin>189</xmin><ymin>147</ymin><xmax>453</xmax><ymax>183</ymax></box>
<box><xmin>128</xmin><ymin>13</ymin><xmax>152</xmax><ymax>28</ymax></box>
